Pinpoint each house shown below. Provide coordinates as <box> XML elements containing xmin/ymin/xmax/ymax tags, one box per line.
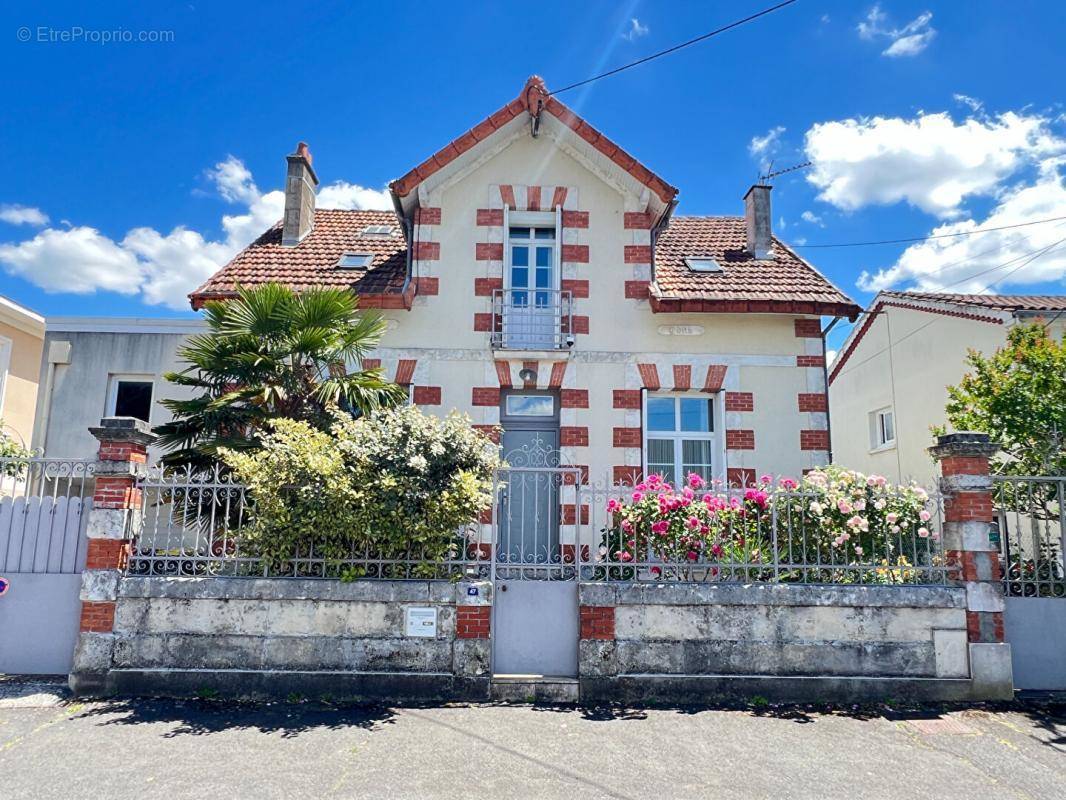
<box><xmin>191</xmin><ymin>75</ymin><xmax>860</xmax><ymax>494</ymax></box>
<box><xmin>829</xmin><ymin>290</ymin><xmax>1066</xmax><ymax>486</ymax></box>
<box><xmin>0</xmin><ymin>294</ymin><xmax>45</xmax><ymax>451</ymax></box>
<box><xmin>31</xmin><ymin>317</ymin><xmax>204</xmax><ymax>461</ymax></box>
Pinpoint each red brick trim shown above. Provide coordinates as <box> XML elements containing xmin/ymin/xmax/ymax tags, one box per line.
<box><xmin>797</xmin><ymin>393</ymin><xmax>828</xmax><ymax>413</ymax></box>
<box><xmin>413</xmin><ymin>386</ymin><xmax>441</xmax><ymax>405</ymax></box>
<box><xmin>726</xmin><ymin>430</ymin><xmax>755</xmax><ymax>450</ymax></box>
<box><xmin>726</xmin><ymin>468</ymin><xmax>757</xmax><ymax>488</ymax></box>
<box><xmin>473</xmin><ymin>313</ymin><xmax>493</xmax><ymax>332</ymax></box>
<box><xmin>494</xmin><ymin>360</ymin><xmax>513</xmax><ymax>388</ymax></box>
<box><xmin>561</xmin><ymin>465</ymin><xmax>590</xmax><ymax>485</ymax></box>
<box><xmin>567</xmin><ymin>316</ymin><xmax>589</xmax><ymax>335</ymax></box>
<box><xmin>457</xmin><ymin>606</ymin><xmax>491</xmax><ymax>639</ymax></box>
<box><xmin>636</xmin><ymin>363</ymin><xmax>660</xmax><ymax>390</ymax></box>
<box><xmin>580</xmin><ymin>606</ymin><xmax>615</xmax><ymax>640</ymax></box>
<box><xmin>800</xmin><ymin>429</ymin><xmax>830</xmax><ymax>451</ymax></box>
<box><xmin>672</xmin><ymin>365</ymin><xmax>692</xmax><ymax>391</ymax></box>
<box><xmin>475</xmin><ymin>277</ymin><xmax>503</xmax><ymax>296</ymax></box>
<box><xmin>472</xmin><ymin>387</ymin><xmax>501</xmax><ymax>406</ymax></box>
<box><xmin>561</xmin><ymin>244</ymin><xmax>589</xmax><ymax>263</ymax></box>
<box><xmin>624</xmin><ymin>211</ymin><xmax>653</xmax><ymax>229</ymax></box>
<box><xmin>561</xmin><ymin>389</ymin><xmax>589</xmax><ymax>408</ymax></box>
<box><xmin>527</xmin><ymin>185</ymin><xmax>542</xmax><ymax>211</ymax></box>
<box><xmin>475</xmin><ymin>242</ymin><xmax>503</xmax><ymax>261</ymax></box>
<box><xmin>80</xmin><ymin>601</ymin><xmax>116</xmax><ymax>633</ymax></box>
<box><xmin>944</xmin><ymin>492</ymin><xmax>994</xmax><ymax>522</ymax></box>
<box><xmin>414</xmin><ymin>277</ymin><xmax>439</xmax><ymax>296</ymax></box>
<box><xmin>703</xmin><ymin>364</ymin><xmax>728</xmax><ymax>393</ymax></box>
<box><xmin>613</xmin><ymin>389</ymin><xmax>641</xmax><ymax>409</ymax></box>
<box><xmin>624</xmin><ymin>245</ymin><xmax>652</xmax><ymax>263</ymax></box>
<box><xmin>562</xmin><ymin>210</ymin><xmax>589</xmax><ymax>228</ymax></box>
<box><xmin>548</xmin><ymin>361</ymin><xmax>567</xmax><ymax>388</ymax></box>
<box><xmin>613</xmin><ymin>466</ymin><xmax>642</xmax><ymax>485</ymax></box>
<box><xmin>795</xmin><ymin>319</ymin><xmax>822</xmax><ymax>338</ymax></box>
<box><xmin>940</xmin><ymin>455</ymin><xmax>991</xmax><ymax>477</ymax></box>
<box><xmin>561</xmin><ymin>426</ymin><xmax>589</xmax><ymax>447</ymax></box>
<box><xmin>500</xmin><ymin>184</ymin><xmax>517</xmax><ymax>210</ymax></box>
<box><xmin>362</xmin><ymin>357</ymin><xmax>381</xmax><ymax>370</ymax></box>
<box><xmin>561</xmin><ymin>279</ymin><xmax>589</xmax><ymax>298</ymax></box>
<box><xmin>551</xmin><ymin>187</ymin><xmax>568</xmax><ymax>209</ymax></box>
<box><xmin>625</xmin><ymin>280</ymin><xmax>651</xmax><ymax>299</ymax></box>
<box><xmin>86</xmin><ymin>538</ymin><xmax>129</xmax><ymax>570</ymax></box>
<box><xmin>521</xmin><ymin>360</ymin><xmax>538</xmax><ymax>388</ymax></box>
<box><xmin>415</xmin><ymin>206</ymin><xmax>441</xmax><ymax>225</ymax></box>
<box><xmin>476</xmin><ymin>208</ymin><xmax>504</xmax><ymax>226</ymax></box>
<box><xmin>613</xmin><ymin>427</ymin><xmax>641</xmax><ymax>448</ymax></box>
<box><xmin>725</xmin><ymin>392</ymin><xmax>754</xmax><ymax>412</ymax></box>
<box><xmin>395</xmin><ymin>359</ymin><xmax>417</xmax><ymax>386</ymax></box>
<box><xmin>93</xmin><ymin>477</ymin><xmax>141</xmax><ymax>510</ymax></box>
<box><xmin>412</xmin><ymin>241</ymin><xmax>440</xmax><ymax>261</ymax></box>
<box><xmin>797</xmin><ymin>355</ymin><xmax>825</xmax><ymax>368</ymax></box>
<box><xmin>561</xmin><ymin>504</ymin><xmax>590</xmax><ymax>525</ymax></box>
<box><xmin>97</xmin><ymin>442</ymin><xmax>148</xmax><ymax>463</ymax></box>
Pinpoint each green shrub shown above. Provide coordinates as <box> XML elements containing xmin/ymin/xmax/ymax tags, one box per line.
<box><xmin>220</xmin><ymin>406</ymin><xmax>499</xmax><ymax>577</ymax></box>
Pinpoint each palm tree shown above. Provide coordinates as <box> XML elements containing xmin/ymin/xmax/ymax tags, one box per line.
<box><xmin>155</xmin><ymin>283</ymin><xmax>407</xmax><ymax>469</ymax></box>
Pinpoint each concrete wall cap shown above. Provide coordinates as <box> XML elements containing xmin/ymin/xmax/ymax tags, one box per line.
<box><xmin>928</xmin><ymin>431</ymin><xmax>999</xmax><ymax>460</ymax></box>
<box><xmin>89</xmin><ymin>416</ymin><xmax>157</xmax><ymax>446</ymax></box>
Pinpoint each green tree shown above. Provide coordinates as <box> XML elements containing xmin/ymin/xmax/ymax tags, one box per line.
<box><xmin>943</xmin><ymin>322</ymin><xmax>1066</xmax><ymax>476</ymax></box>
<box><xmin>155</xmin><ymin>283</ymin><xmax>407</xmax><ymax>469</ymax></box>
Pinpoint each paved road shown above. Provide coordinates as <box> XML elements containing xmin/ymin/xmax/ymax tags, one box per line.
<box><xmin>1</xmin><ymin>679</ymin><xmax>1063</xmax><ymax>799</ymax></box>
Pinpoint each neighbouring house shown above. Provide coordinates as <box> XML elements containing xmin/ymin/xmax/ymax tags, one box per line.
<box><xmin>829</xmin><ymin>290</ymin><xmax>1066</xmax><ymax>486</ymax></box>
<box><xmin>31</xmin><ymin>317</ymin><xmax>204</xmax><ymax>461</ymax></box>
<box><xmin>190</xmin><ymin>75</ymin><xmax>859</xmax><ymax>494</ymax></box>
<box><xmin>0</xmin><ymin>293</ymin><xmax>45</xmax><ymax>451</ymax></box>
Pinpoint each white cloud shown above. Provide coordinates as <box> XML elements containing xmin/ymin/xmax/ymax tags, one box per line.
<box><xmin>749</xmin><ymin>126</ymin><xmax>786</xmax><ymax>158</ymax></box>
<box><xmin>826</xmin><ymin>349</ymin><xmax>838</xmax><ymax>366</ymax></box>
<box><xmin>0</xmin><ymin>156</ymin><xmax>392</xmax><ymax>310</ymax></box>
<box><xmin>804</xmin><ymin>110</ymin><xmax>1064</xmax><ymax>217</ymax></box>
<box><xmin>0</xmin><ymin>204</ymin><xmax>49</xmax><ymax>226</ymax></box>
<box><xmin>858</xmin><ymin>159</ymin><xmax>1066</xmax><ymax>293</ymax></box>
<box><xmin>623</xmin><ymin>18</ymin><xmax>649</xmax><ymax>42</ymax></box>
<box><xmin>857</xmin><ymin>5</ymin><xmax>936</xmax><ymax>58</ymax></box>
<box><xmin>801</xmin><ymin>210</ymin><xmax>824</xmax><ymax>226</ymax></box>
<box><xmin>954</xmin><ymin>93</ymin><xmax>983</xmax><ymax>113</ymax></box>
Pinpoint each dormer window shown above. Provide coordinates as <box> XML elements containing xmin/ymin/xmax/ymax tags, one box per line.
<box><xmin>337</xmin><ymin>253</ymin><xmax>373</xmax><ymax>269</ymax></box>
<box><xmin>685</xmin><ymin>257</ymin><xmax>723</xmax><ymax>273</ymax></box>
<box><xmin>361</xmin><ymin>225</ymin><xmax>394</xmax><ymax>236</ymax></box>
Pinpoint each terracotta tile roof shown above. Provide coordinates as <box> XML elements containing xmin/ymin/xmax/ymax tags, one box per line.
<box><xmin>389</xmin><ymin>76</ymin><xmax>678</xmax><ymax>206</ymax></box>
<box><xmin>652</xmin><ymin>216</ymin><xmax>861</xmax><ymax>319</ymax></box>
<box><xmin>881</xmin><ymin>291</ymin><xmax>1066</xmax><ymax>312</ymax></box>
<box><xmin>189</xmin><ymin>209</ymin><xmax>407</xmax><ymax>309</ymax></box>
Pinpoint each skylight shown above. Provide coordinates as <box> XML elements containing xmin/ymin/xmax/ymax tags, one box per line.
<box><xmin>337</xmin><ymin>253</ymin><xmax>373</xmax><ymax>269</ymax></box>
<box><xmin>685</xmin><ymin>257</ymin><xmax>723</xmax><ymax>273</ymax></box>
<box><xmin>362</xmin><ymin>225</ymin><xmax>394</xmax><ymax>236</ymax></box>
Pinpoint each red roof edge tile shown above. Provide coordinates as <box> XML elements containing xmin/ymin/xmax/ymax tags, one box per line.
<box><xmin>388</xmin><ymin>76</ymin><xmax>678</xmax><ymax>205</ymax></box>
<box><xmin>189</xmin><ymin>288</ymin><xmax>411</xmax><ymax>313</ymax></box>
<box><xmin>649</xmin><ymin>296</ymin><xmax>860</xmax><ymax>319</ymax></box>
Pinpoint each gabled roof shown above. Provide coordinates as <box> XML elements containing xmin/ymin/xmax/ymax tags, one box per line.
<box><xmin>651</xmin><ymin>217</ymin><xmax>861</xmax><ymax>318</ymax></box>
<box><xmin>828</xmin><ymin>290</ymin><xmax>1066</xmax><ymax>384</ymax></box>
<box><xmin>389</xmin><ymin>76</ymin><xmax>678</xmax><ymax>211</ymax></box>
<box><xmin>189</xmin><ymin>209</ymin><xmax>408</xmax><ymax>309</ymax></box>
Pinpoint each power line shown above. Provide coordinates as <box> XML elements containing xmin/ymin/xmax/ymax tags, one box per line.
<box><xmin>832</xmin><ymin>237</ymin><xmax>1066</xmax><ymax>379</ymax></box>
<box><xmin>794</xmin><ymin>215</ymin><xmax>1066</xmax><ymax>249</ymax></box>
<box><xmin>549</xmin><ymin>0</ymin><xmax>799</xmax><ymax>96</ymax></box>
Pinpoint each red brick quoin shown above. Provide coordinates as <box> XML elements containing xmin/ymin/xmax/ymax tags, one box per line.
<box><xmin>456</xmin><ymin>606</ymin><xmax>490</xmax><ymax>639</ymax></box>
<box><xmin>80</xmin><ymin>601</ymin><xmax>116</xmax><ymax>633</ymax></box>
<box><xmin>580</xmin><ymin>606</ymin><xmax>615</xmax><ymax>640</ymax></box>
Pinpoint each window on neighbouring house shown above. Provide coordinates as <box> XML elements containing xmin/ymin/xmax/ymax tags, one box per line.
<box><xmin>870</xmin><ymin>407</ymin><xmax>895</xmax><ymax>449</ymax></box>
<box><xmin>644</xmin><ymin>393</ymin><xmax>716</xmax><ymax>485</ymax></box>
<box><xmin>337</xmin><ymin>253</ymin><xmax>373</xmax><ymax>269</ymax></box>
<box><xmin>108</xmin><ymin>377</ymin><xmax>154</xmax><ymax>423</ymax></box>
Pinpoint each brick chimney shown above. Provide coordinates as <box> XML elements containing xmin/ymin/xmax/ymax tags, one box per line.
<box><xmin>744</xmin><ymin>184</ymin><xmax>773</xmax><ymax>260</ymax></box>
<box><xmin>282</xmin><ymin>142</ymin><xmax>319</xmax><ymax>246</ymax></box>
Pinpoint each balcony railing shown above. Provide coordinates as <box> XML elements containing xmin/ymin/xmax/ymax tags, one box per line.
<box><xmin>489</xmin><ymin>288</ymin><xmax>574</xmax><ymax>351</ymax></box>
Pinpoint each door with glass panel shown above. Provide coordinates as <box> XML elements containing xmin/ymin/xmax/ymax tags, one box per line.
<box><xmin>505</xmin><ymin>225</ymin><xmax>558</xmax><ymax>349</ymax></box>
<box><xmin>644</xmin><ymin>394</ymin><xmax>716</xmax><ymax>485</ymax></box>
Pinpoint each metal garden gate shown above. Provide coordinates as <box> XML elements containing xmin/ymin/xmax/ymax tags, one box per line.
<box><xmin>0</xmin><ymin>458</ymin><xmax>93</xmax><ymax>675</ymax></box>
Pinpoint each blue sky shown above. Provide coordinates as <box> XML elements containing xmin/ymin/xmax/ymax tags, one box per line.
<box><xmin>1</xmin><ymin>0</ymin><xmax>1064</xmax><ymax>356</ymax></box>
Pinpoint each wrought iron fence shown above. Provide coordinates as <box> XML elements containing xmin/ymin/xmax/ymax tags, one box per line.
<box><xmin>573</xmin><ymin>479</ymin><xmax>949</xmax><ymax>585</ymax></box>
<box><xmin>0</xmin><ymin>456</ymin><xmax>95</xmax><ymax>574</ymax></box>
<box><xmin>127</xmin><ymin>464</ymin><xmax>491</xmax><ymax>580</ymax></box>
<box><xmin>490</xmin><ymin>288</ymin><xmax>574</xmax><ymax>350</ymax></box>
<box><xmin>993</xmin><ymin>475</ymin><xmax>1065</xmax><ymax>598</ymax></box>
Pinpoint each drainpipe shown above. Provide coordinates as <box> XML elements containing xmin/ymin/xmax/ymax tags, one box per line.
<box><xmin>821</xmin><ymin>316</ymin><xmax>841</xmax><ymax>464</ymax></box>
<box><xmin>391</xmin><ymin>192</ymin><xmax>414</xmax><ymax>310</ymax></box>
<box><xmin>649</xmin><ymin>198</ymin><xmax>678</xmax><ymax>286</ymax></box>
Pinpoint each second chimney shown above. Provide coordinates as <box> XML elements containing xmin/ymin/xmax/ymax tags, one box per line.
<box><xmin>282</xmin><ymin>142</ymin><xmax>319</xmax><ymax>246</ymax></box>
<box><xmin>744</xmin><ymin>184</ymin><xmax>773</xmax><ymax>260</ymax></box>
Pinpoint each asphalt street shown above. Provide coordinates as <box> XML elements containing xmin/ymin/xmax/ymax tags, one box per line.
<box><xmin>1</xmin><ymin>679</ymin><xmax>1063</xmax><ymax>799</ymax></box>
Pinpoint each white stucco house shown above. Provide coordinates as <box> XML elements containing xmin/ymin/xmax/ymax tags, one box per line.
<box><xmin>829</xmin><ymin>290</ymin><xmax>1066</xmax><ymax>486</ymax></box>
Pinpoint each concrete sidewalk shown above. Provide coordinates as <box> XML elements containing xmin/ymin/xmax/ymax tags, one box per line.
<box><xmin>1</xmin><ymin>679</ymin><xmax>1063</xmax><ymax>799</ymax></box>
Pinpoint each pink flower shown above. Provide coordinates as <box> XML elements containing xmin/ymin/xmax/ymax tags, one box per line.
<box><xmin>647</xmin><ymin>474</ymin><xmax>661</xmax><ymax>486</ymax></box>
<box><xmin>687</xmin><ymin>472</ymin><xmax>706</xmax><ymax>489</ymax></box>
<box><xmin>918</xmin><ymin>527</ymin><xmax>930</xmax><ymax>538</ymax></box>
<box><xmin>711</xmin><ymin>543</ymin><xmax>723</xmax><ymax>557</ymax></box>
<box><xmin>635</xmin><ymin>482</ymin><xmax>648</xmax><ymax>492</ymax></box>
<box><xmin>632</xmin><ymin>491</ymin><xmax>644</xmax><ymax>502</ymax></box>
<box><xmin>606</xmin><ymin>498</ymin><xmax>620</xmax><ymax>513</ymax></box>
<box><xmin>651</xmin><ymin>520</ymin><xmax>669</xmax><ymax>534</ymax></box>
<box><xmin>619</xmin><ymin>551</ymin><xmax>633</xmax><ymax>562</ymax></box>
<box><xmin>621</xmin><ymin>520</ymin><xmax>633</xmax><ymax>532</ymax></box>
<box><xmin>650</xmin><ymin>566</ymin><xmax>662</xmax><ymax>577</ymax></box>
<box><xmin>686</xmin><ymin>551</ymin><xmax>698</xmax><ymax>562</ymax></box>
<box><xmin>686</xmin><ymin>516</ymin><xmax>700</xmax><ymax>530</ymax></box>
<box><xmin>919</xmin><ymin>509</ymin><xmax>931</xmax><ymax>522</ymax></box>
<box><xmin>886</xmin><ymin>512</ymin><xmax>899</xmax><ymax>524</ymax></box>
<box><xmin>837</xmin><ymin>499</ymin><xmax>853</xmax><ymax>514</ymax></box>
<box><xmin>780</xmin><ymin>478</ymin><xmax>798</xmax><ymax>490</ymax></box>
<box><xmin>759</xmin><ymin>474</ymin><xmax>773</xmax><ymax>485</ymax></box>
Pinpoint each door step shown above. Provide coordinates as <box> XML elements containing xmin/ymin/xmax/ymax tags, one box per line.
<box><xmin>491</xmin><ymin>674</ymin><xmax>579</xmax><ymax>704</ymax></box>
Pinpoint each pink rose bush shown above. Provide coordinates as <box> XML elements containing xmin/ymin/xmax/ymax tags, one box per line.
<box><xmin>599</xmin><ymin>466</ymin><xmax>940</xmax><ymax>583</ymax></box>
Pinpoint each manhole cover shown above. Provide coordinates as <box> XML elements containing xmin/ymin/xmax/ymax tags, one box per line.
<box><xmin>907</xmin><ymin>717</ymin><xmax>978</xmax><ymax>735</ymax></box>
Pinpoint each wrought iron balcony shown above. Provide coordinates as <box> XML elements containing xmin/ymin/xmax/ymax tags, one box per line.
<box><xmin>489</xmin><ymin>288</ymin><xmax>574</xmax><ymax>351</ymax></box>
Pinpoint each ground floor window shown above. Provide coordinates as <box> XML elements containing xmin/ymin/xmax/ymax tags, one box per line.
<box><xmin>643</xmin><ymin>392</ymin><xmax>715</xmax><ymax>485</ymax></box>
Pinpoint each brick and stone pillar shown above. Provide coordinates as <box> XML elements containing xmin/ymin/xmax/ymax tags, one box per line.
<box><xmin>929</xmin><ymin>431</ymin><xmax>1013</xmax><ymax>699</ymax></box>
<box><xmin>69</xmin><ymin>417</ymin><xmax>155</xmax><ymax>695</ymax></box>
